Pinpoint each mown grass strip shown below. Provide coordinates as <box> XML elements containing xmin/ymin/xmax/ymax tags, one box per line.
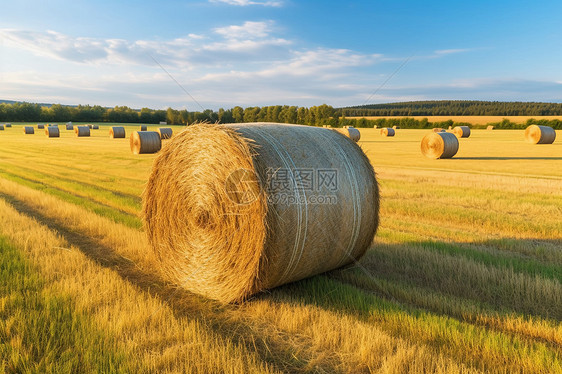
<box><xmin>0</xmin><ymin>236</ymin><xmax>132</xmax><ymax>373</ymax></box>
<box><xmin>0</xmin><ymin>172</ymin><xmax>141</xmax><ymax>229</ymax></box>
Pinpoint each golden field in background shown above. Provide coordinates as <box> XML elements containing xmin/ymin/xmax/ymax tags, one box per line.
<box><xmin>349</xmin><ymin>115</ymin><xmax>562</xmax><ymax>124</ymax></box>
<box><xmin>0</xmin><ymin>124</ymin><xmax>560</xmax><ymax>373</ymax></box>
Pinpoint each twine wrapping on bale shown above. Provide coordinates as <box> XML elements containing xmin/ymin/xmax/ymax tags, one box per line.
<box><xmin>75</xmin><ymin>126</ymin><xmax>91</xmax><ymax>137</ymax></box>
<box><xmin>380</xmin><ymin>128</ymin><xmax>395</xmax><ymax>137</ymax></box>
<box><xmin>37</xmin><ymin>124</ymin><xmax>45</xmax><ymax>129</ymax></box>
<box><xmin>140</xmin><ymin>125</ymin><xmax>148</xmax><ymax>131</ymax></box>
<box><xmin>421</xmin><ymin>132</ymin><xmax>459</xmax><ymax>159</ymax></box>
<box><xmin>109</xmin><ymin>126</ymin><xmax>126</xmax><ymax>138</ymax></box>
<box><xmin>525</xmin><ymin>125</ymin><xmax>556</xmax><ymax>144</ymax></box>
<box><xmin>487</xmin><ymin>125</ymin><xmax>494</xmax><ymax>130</ymax></box>
<box><xmin>23</xmin><ymin>126</ymin><xmax>34</xmax><ymax>134</ymax></box>
<box><xmin>130</xmin><ymin>131</ymin><xmax>162</xmax><ymax>154</ymax></box>
<box><xmin>452</xmin><ymin>126</ymin><xmax>471</xmax><ymax>138</ymax></box>
<box><xmin>157</xmin><ymin>127</ymin><xmax>173</xmax><ymax>139</ymax></box>
<box><xmin>333</xmin><ymin>127</ymin><xmax>361</xmax><ymax>142</ymax></box>
<box><xmin>66</xmin><ymin>124</ymin><xmax>74</xmax><ymax>130</ymax></box>
<box><xmin>45</xmin><ymin>126</ymin><xmax>60</xmax><ymax>138</ymax></box>
<box><xmin>142</xmin><ymin>122</ymin><xmax>380</xmax><ymax>303</ymax></box>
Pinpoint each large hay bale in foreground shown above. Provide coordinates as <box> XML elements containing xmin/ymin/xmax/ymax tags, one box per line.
<box><xmin>452</xmin><ymin>126</ymin><xmax>471</xmax><ymax>138</ymax></box>
<box><xmin>157</xmin><ymin>127</ymin><xmax>173</xmax><ymax>139</ymax></box>
<box><xmin>334</xmin><ymin>127</ymin><xmax>361</xmax><ymax>142</ymax></box>
<box><xmin>143</xmin><ymin>123</ymin><xmax>380</xmax><ymax>303</ymax></box>
<box><xmin>380</xmin><ymin>127</ymin><xmax>395</xmax><ymax>137</ymax></box>
<box><xmin>524</xmin><ymin>125</ymin><xmax>556</xmax><ymax>144</ymax></box>
<box><xmin>37</xmin><ymin>124</ymin><xmax>45</xmax><ymax>129</ymax></box>
<box><xmin>45</xmin><ymin>126</ymin><xmax>60</xmax><ymax>138</ymax></box>
<box><xmin>23</xmin><ymin>126</ymin><xmax>34</xmax><ymax>134</ymax></box>
<box><xmin>421</xmin><ymin>132</ymin><xmax>459</xmax><ymax>159</ymax></box>
<box><xmin>130</xmin><ymin>131</ymin><xmax>161</xmax><ymax>154</ymax></box>
<box><xmin>140</xmin><ymin>125</ymin><xmax>147</xmax><ymax>131</ymax></box>
<box><xmin>75</xmin><ymin>126</ymin><xmax>91</xmax><ymax>137</ymax></box>
<box><xmin>109</xmin><ymin>126</ymin><xmax>126</xmax><ymax>138</ymax></box>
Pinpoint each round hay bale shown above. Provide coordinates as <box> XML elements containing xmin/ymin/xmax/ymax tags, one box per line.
<box><xmin>45</xmin><ymin>126</ymin><xmax>60</xmax><ymax>138</ymax></box>
<box><xmin>130</xmin><ymin>131</ymin><xmax>162</xmax><ymax>154</ymax></box>
<box><xmin>23</xmin><ymin>126</ymin><xmax>34</xmax><ymax>134</ymax></box>
<box><xmin>421</xmin><ymin>132</ymin><xmax>459</xmax><ymax>159</ymax></box>
<box><xmin>524</xmin><ymin>125</ymin><xmax>556</xmax><ymax>144</ymax></box>
<box><xmin>140</xmin><ymin>125</ymin><xmax>148</xmax><ymax>131</ymax></box>
<box><xmin>487</xmin><ymin>125</ymin><xmax>494</xmax><ymax>130</ymax></box>
<box><xmin>0</xmin><ymin>125</ymin><xmax>4</xmax><ymax>131</ymax></box>
<box><xmin>392</xmin><ymin>125</ymin><xmax>400</xmax><ymax>129</ymax></box>
<box><xmin>322</xmin><ymin>124</ymin><xmax>332</xmax><ymax>128</ymax></box>
<box><xmin>452</xmin><ymin>126</ymin><xmax>471</xmax><ymax>138</ymax></box>
<box><xmin>142</xmin><ymin>123</ymin><xmax>380</xmax><ymax>303</ymax></box>
<box><xmin>5</xmin><ymin>123</ymin><xmax>12</xmax><ymax>128</ymax></box>
<box><xmin>333</xmin><ymin>127</ymin><xmax>361</xmax><ymax>142</ymax></box>
<box><xmin>37</xmin><ymin>124</ymin><xmax>45</xmax><ymax>129</ymax></box>
<box><xmin>432</xmin><ymin>128</ymin><xmax>445</xmax><ymax>132</ymax></box>
<box><xmin>157</xmin><ymin>127</ymin><xmax>173</xmax><ymax>139</ymax></box>
<box><xmin>75</xmin><ymin>126</ymin><xmax>91</xmax><ymax>137</ymax></box>
<box><xmin>380</xmin><ymin>127</ymin><xmax>395</xmax><ymax>137</ymax></box>
<box><xmin>66</xmin><ymin>124</ymin><xmax>74</xmax><ymax>130</ymax></box>
<box><xmin>93</xmin><ymin>124</ymin><xmax>99</xmax><ymax>130</ymax></box>
<box><xmin>109</xmin><ymin>126</ymin><xmax>126</xmax><ymax>138</ymax></box>
<box><xmin>448</xmin><ymin>126</ymin><xmax>453</xmax><ymax>130</ymax></box>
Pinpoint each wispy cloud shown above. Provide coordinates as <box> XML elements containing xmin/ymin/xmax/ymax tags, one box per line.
<box><xmin>209</xmin><ymin>0</ymin><xmax>283</xmax><ymax>7</ymax></box>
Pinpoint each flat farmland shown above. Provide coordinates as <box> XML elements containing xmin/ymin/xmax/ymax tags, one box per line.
<box><xmin>0</xmin><ymin>124</ymin><xmax>561</xmax><ymax>373</ymax></box>
<box><xmin>350</xmin><ymin>115</ymin><xmax>562</xmax><ymax>125</ymax></box>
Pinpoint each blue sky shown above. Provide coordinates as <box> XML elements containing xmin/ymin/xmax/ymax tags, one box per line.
<box><xmin>1</xmin><ymin>0</ymin><xmax>562</xmax><ymax>110</ymax></box>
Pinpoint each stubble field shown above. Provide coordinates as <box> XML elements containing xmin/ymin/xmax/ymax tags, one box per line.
<box><xmin>0</xmin><ymin>124</ymin><xmax>561</xmax><ymax>373</ymax></box>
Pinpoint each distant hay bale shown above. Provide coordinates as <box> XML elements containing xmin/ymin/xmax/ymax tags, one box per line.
<box><xmin>452</xmin><ymin>126</ymin><xmax>471</xmax><ymax>138</ymax></box>
<box><xmin>322</xmin><ymin>124</ymin><xmax>332</xmax><ymax>128</ymax></box>
<box><xmin>487</xmin><ymin>125</ymin><xmax>494</xmax><ymax>130</ymax></box>
<box><xmin>448</xmin><ymin>126</ymin><xmax>452</xmax><ymax>130</ymax></box>
<box><xmin>93</xmin><ymin>124</ymin><xmax>99</xmax><ymax>130</ymax></box>
<box><xmin>37</xmin><ymin>124</ymin><xmax>45</xmax><ymax>129</ymax></box>
<box><xmin>66</xmin><ymin>124</ymin><xmax>74</xmax><ymax>130</ymax></box>
<box><xmin>130</xmin><ymin>131</ymin><xmax>162</xmax><ymax>154</ymax></box>
<box><xmin>421</xmin><ymin>132</ymin><xmax>459</xmax><ymax>159</ymax></box>
<box><xmin>45</xmin><ymin>126</ymin><xmax>60</xmax><ymax>138</ymax></box>
<box><xmin>333</xmin><ymin>127</ymin><xmax>361</xmax><ymax>142</ymax></box>
<box><xmin>157</xmin><ymin>127</ymin><xmax>173</xmax><ymax>139</ymax></box>
<box><xmin>0</xmin><ymin>125</ymin><xmax>4</xmax><ymax>131</ymax></box>
<box><xmin>87</xmin><ymin>124</ymin><xmax>93</xmax><ymax>129</ymax></box>
<box><xmin>524</xmin><ymin>125</ymin><xmax>556</xmax><ymax>144</ymax></box>
<box><xmin>23</xmin><ymin>126</ymin><xmax>34</xmax><ymax>134</ymax></box>
<box><xmin>380</xmin><ymin>127</ymin><xmax>395</xmax><ymax>136</ymax></box>
<box><xmin>109</xmin><ymin>126</ymin><xmax>126</xmax><ymax>138</ymax></box>
<box><xmin>5</xmin><ymin>123</ymin><xmax>12</xmax><ymax>128</ymax></box>
<box><xmin>433</xmin><ymin>128</ymin><xmax>445</xmax><ymax>132</ymax></box>
<box><xmin>392</xmin><ymin>125</ymin><xmax>400</xmax><ymax>129</ymax></box>
<box><xmin>75</xmin><ymin>126</ymin><xmax>91</xmax><ymax>137</ymax></box>
<box><xmin>140</xmin><ymin>125</ymin><xmax>148</xmax><ymax>131</ymax></box>
<box><xmin>142</xmin><ymin>123</ymin><xmax>380</xmax><ymax>303</ymax></box>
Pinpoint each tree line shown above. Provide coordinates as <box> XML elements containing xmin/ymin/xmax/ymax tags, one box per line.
<box><xmin>343</xmin><ymin>100</ymin><xmax>562</xmax><ymax>116</ymax></box>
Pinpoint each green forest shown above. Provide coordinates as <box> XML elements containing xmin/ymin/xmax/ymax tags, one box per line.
<box><xmin>1</xmin><ymin>100</ymin><xmax>562</xmax><ymax>129</ymax></box>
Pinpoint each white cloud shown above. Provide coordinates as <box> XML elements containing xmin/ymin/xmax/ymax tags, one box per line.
<box><xmin>214</xmin><ymin>21</ymin><xmax>272</xmax><ymax>39</ymax></box>
<box><xmin>209</xmin><ymin>0</ymin><xmax>283</xmax><ymax>7</ymax></box>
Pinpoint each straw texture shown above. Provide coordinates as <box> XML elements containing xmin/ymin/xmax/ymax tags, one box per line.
<box><xmin>75</xmin><ymin>126</ymin><xmax>91</xmax><ymax>137</ymax></box>
<box><xmin>109</xmin><ymin>127</ymin><xmax>126</xmax><ymax>138</ymax></box>
<box><xmin>23</xmin><ymin>126</ymin><xmax>34</xmax><ymax>134</ymax></box>
<box><xmin>143</xmin><ymin>122</ymin><xmax>380</xmax><ymax>303</ymax></box>
<box><xmin>334</xmin><ymin>127</ymin><xmax>361</xmax><ymax>142</ymax></box>
<box><xmin>157</xmin><ymin>127</ymin><xmax>173</xmax><ymax>139</ymax></box>
<box><xmin>130</xmin><ymin>131</ymin><xmax>162</xmax><ymax>154</ymax></box>
<box><xmin>524</xmin><ymin>125</ymin><xmax>556</xmax><ymax>144</ymax></box>
<box><xmin>45</xmin><ymin>126</ymin><xmax>60</xmax><ymax>138</ymax></box>
<box><xmin>380</xmin><ymin>128</ymin><xmax>395</xmax><ymax>137</ymax></box>
<box><xmin>453</xmin><ymin>126</ymin><xmax>471</xmax><ymax>138</ymax></box>
<box><xmin>421</xmin><ymin>132</ymin><xmax>459</xmax><ymax>159</ymax></box>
